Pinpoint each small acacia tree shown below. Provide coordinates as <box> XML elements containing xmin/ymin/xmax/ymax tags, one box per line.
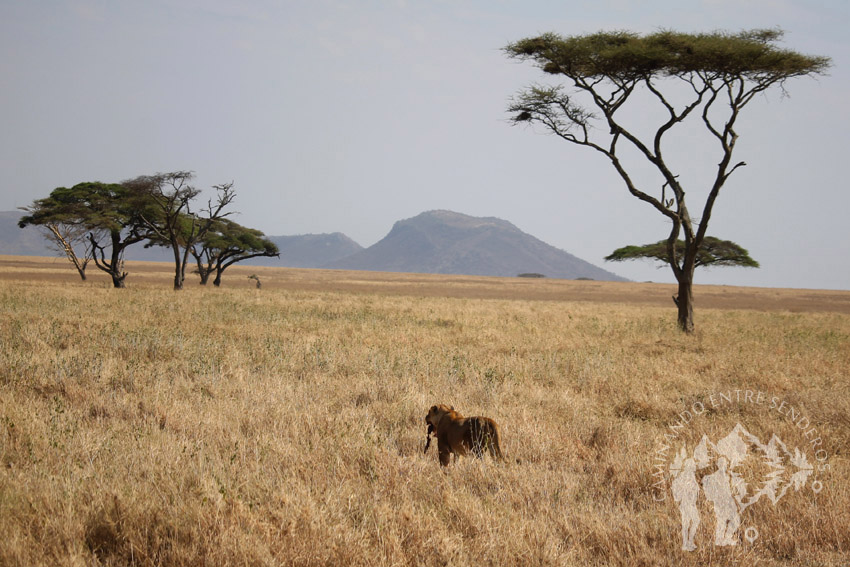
<box><xmin>192</xmin><ymin>219</ymin><xmax>279</xmax><ymax>286</ymax></box>
<box><xmin>40</xmin><ymin>221</ymin><xmax>93</xmax><ymax>281</ymax></box>
<box><xmin>506</xmin><ymin>29</ymin><xmax>829</xmax><ymax>332</ymax></box>
<box><xmin>606</xmin><ymin>238</ymin><xmax>758</xmax><ymax>300</ymax></box>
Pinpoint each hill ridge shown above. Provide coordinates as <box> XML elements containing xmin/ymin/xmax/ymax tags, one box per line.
<box><xmin>326</xmin><ymin>210</ymin><xmax>625</xmax><ymax>281</ymax></box>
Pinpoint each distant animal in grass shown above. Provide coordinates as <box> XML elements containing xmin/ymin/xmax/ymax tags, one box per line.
<box><xmin>424</xmin><ymin>404</ymin><xmax>504</xmax><ymax>467</ymax></box>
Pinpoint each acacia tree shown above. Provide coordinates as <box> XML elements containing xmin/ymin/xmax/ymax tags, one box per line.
<box><xmin>125</xmin><ymin>172</ymin><xmax>235</xmax><ymax>290</ymax></box>
<box><xmin>19</xmin><ymin>183</ymin><xmax>151</xmax><ymax>288</ymax></box>
<box><xmin>192</xmin><ymin>218</ymin><xmax>279</xmax><ymax>286</ymax></box>
<box><xmin>39</xmin><ymin>221</ymin><xmax>93</xmax><ymax>280</ymax></box>
<box><xmin>606</xmin><ymin>237</ymin><xmax>758</xmax><ymax>298</ymax></box>
<box><xmin>505</xmin><ymin>29</ymin><xmax>829</xmax><ymax>332</ymax></box>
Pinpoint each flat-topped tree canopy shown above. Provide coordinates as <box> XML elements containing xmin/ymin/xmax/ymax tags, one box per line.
<box><xmin>19</xmin><ymin>182</ymin><xmax>145</xmax><ymax>233</ymax></box>
<box><xmin>605</xmin><ymin>237</ymin><xmax>759</xmax><ymax>270</ymax></box>
<box><xmin>506</xmin><ymin>28</ymin><xmax>831</xmax><ymax>81</ymax></box>
<box><xmin>505</xmin><ymin>28</ymin><xmax>829</xmax><ymax>333</ymax></box>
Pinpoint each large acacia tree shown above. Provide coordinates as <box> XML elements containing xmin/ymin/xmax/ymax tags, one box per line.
<box><xmin>506</xmin><ymin>29</ymin><xmax>829</xmax><ymax>332</ymax></box>
<box><xmin>125</xmin><ymin>172</ymin><xmax>235</xmax><ymax>290</ymax></box>
<box><xmin>19</xmin><ymin>182</ymin><xmax>152</xmax><ymax>288</ymax></box>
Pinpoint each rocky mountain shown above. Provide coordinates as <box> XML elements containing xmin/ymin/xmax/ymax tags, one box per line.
<box><xmin>326</xmin><ymin>210</ymin><xmax>625</xmax><ymax>281</ymax></box>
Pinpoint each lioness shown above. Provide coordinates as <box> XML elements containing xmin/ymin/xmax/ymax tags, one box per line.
<box><xmin>424</xmin><ymin>404</ymin><xmax>503</xmax><ymax>467</ymax></box>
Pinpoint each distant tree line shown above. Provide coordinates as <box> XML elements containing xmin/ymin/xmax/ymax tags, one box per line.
<box><xmin>18</xmin><ymin>171</ymin><xmax>279</xmax><ymax>289</ymax></box>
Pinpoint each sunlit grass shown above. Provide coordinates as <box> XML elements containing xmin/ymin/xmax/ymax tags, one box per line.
<box><xmin>0</xmin><ymin>271</ymin><xmax>847</xmax><ymax>566</ymax></box>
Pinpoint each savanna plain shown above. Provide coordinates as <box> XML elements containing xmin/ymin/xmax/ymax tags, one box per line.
<box><xmin>1</xmin><ymin>256</ymin><xmax>848</xmax><ymax>566</ymax></box>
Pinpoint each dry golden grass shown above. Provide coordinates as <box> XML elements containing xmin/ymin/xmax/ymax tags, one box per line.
<box><xmin>3</xmin><ymin>254</ymin><xmax>850</xmax><ymax>314</ymax></box>
<box><xmin>1</xmin><ymin>256</ymin><xmax>848</xmax><ymax>566</ymax></box>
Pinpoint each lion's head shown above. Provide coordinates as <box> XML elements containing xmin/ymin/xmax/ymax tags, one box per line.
<box><xmin>425</xmin><ymin>404</ymin><xmax>454</xmax><ymax>431</ymax></box>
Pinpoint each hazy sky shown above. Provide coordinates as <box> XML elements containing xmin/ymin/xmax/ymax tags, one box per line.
<box><xmin>2</xmin><ymin>0</ymin><xmax>848</xmax><ymax>289</ymax></box>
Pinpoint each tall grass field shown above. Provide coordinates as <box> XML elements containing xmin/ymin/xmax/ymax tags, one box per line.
<box><xmin>1</xmin><ymin>257</ymin><xmax>848</xmax><ymax>566</ymax></box>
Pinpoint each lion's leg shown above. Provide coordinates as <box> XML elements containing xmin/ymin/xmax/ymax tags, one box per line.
<box><xmin>437</xmin><ymin>439</ymin><xmax>452</xmax><ymax>467</ymax></box>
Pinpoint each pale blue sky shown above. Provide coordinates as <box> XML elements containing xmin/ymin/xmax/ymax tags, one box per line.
<box><xmin>1</xmin><ymin>0</ymin><xmax>848</xmax><ymax>289</ymax></box>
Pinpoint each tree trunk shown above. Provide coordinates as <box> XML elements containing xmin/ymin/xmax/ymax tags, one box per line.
<box><xmin>193</xmin><ymin>254</ymin><xmax>212</xmax><ymax>285</ymax></box>
<box><xmin>170</xmin><ymin>242</ymin><xmax>184</xmax><ymax>290</ymax></box>
<box><xmin>109</xmin><ymin>236</ymin><xmax>126</xmax><ymax>289</ymax></box>
<box><xmin>89</xmin><ymin>230</ymin><xmax>130</xmax><ymax>288</ymax></box>
<box><xmin>675</xmin><ymin>275</ymin><xmax>695</xmax><ymax>333</ymax></box>
<box><xmin>46</xmin><ymin>224</ymin><xmax>88</xmax><ymax>281</ymax></box>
